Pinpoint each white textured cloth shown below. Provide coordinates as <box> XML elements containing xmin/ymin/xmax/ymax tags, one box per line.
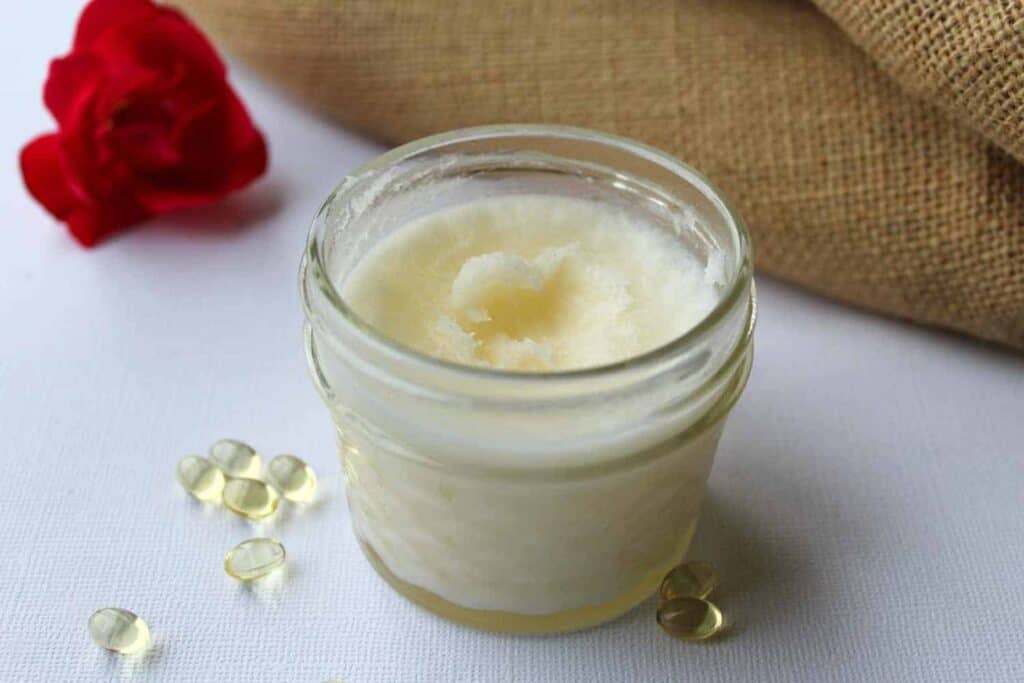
<box><xmin>1</xmin><ymin>3</ymin><xmax>1023</xmax><ymax>681</ymax></box>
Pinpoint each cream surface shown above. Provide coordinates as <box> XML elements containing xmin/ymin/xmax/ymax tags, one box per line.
<box><xmin>341</xmin><ymin>195</ymin><xmax>723</xmax><ymax>371</ymax></box>
<box><xmin>340</xmin><ymin>419</ymin><xmax>723</xmax><ymax>615</ymax></box>
<box><xmin>329</xmin><ymin>194</ymin><xmax>735</xmax><ymax>617</ymax></box>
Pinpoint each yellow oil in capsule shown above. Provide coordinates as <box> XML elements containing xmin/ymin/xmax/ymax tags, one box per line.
<box><xmin>223</xmin><ymin>477</ymin><xmax>279</xmax><ymax>519</ymax></box>
<box><xmin>176</xmin><ymin>455</ymin><xmax>225</xmax><ymax>501</ymax></box>
<box><xmin>209</xmin><ymin>439</ymin><xmax>262</xmax><ymax>478</ymax></box>
<box><xmin>224</xmin><ymin>537</ymin><xmax>286</xmax><ymax>581</ymax></box>
<box><xmin>89</xmin><ymin>607</ymin><xmax>151</xmax><ymax>654</ymax></box>
<box><xmin>266</xmin><ymin>454</ymin><xmax>317</xmax><ymax>503</ymax></box>
<box><xmin>656</xmin><ymin>597</ymin><xmax>724</xmax><ymax>641</ymax></box>
<box><xmin>659</xmin><ymin>560</ymin><xmax>718</xmax><ymax>601</ymax></box>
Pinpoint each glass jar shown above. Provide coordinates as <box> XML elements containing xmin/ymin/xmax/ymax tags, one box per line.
<box><xmin>300</xmin><ymin>125</ymin><xmax>755</xmax><ymax>633</ymax></box>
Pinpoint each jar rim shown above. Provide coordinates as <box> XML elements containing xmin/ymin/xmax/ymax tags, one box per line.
<box><xmin>301</xmin><ymin>124</ymin><xmax>754</xmax><ymax>388</ymax></box>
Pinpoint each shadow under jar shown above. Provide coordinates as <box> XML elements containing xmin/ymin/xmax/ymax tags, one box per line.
<box><xmin>300</xmin><ymin>125</ymin><xmax>755</xmax><ymax>633</ymax></box>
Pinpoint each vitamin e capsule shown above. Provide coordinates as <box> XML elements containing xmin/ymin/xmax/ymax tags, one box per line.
<box><xmin>266</xmin><ymin>454</ymin><xmax>317</xmax><ymax>503</ymax></box>
<box><xmin>659</xmin><ymin>560</ymin><xmax>718</xmax><ymax>601</ymax></box>
<box><xmin>223</xmin><ymin>477</ymin><xmax>279</xmax><ymax>519</ymax></box>
<box><xmin>88</xmin><ymin>608</ymin><xmax>151</xmax><ymax>654</ymax></box>
<box><xmin>224</xmin><ymin>538</ymin><xmax>286</xmax><ymax>581</ymax></box>
<box><xmin>209</xmin><ymin>439</ymin><xmax>262</xmax><ymax>478</ymax></box>
<box><xmin>176</xmin><ymin>455</ymin><xmax>225</xmax><ymax>501</ymax></box>
<box><xmin>656</xmin><ymin>597</ymin><xmax>723</xmax><ymax>641</ymax></box>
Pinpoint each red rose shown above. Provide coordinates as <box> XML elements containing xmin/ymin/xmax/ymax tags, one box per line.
<box><xmin>20</xmin><ymin>0</ymin><xmax>267</xmax><ymax>246</ymax></box>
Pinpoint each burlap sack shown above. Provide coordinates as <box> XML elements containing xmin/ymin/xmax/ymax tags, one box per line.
<box><xmin>173</xmin><ymin>0</ymin><xmax>1024</xmax><ymax>350</ymax></box>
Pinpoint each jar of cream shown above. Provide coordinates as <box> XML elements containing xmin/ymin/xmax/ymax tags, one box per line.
<box><xmin>300</xmin><ymin>125</ymin><xmax>755</xmax><ymax>633</ymax></box>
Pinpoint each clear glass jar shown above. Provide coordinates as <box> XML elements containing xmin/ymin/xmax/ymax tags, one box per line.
<box><xmin>300</xmin><ymin>125</ymin><xmax>755</xmax><ymax>633</ymax></box>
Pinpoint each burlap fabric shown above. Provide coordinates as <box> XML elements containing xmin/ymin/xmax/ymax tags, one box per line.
<box><xmin>173</xmin><ymin>0</ymin><xmax>1024</xmax><ymax>350</ymax></box>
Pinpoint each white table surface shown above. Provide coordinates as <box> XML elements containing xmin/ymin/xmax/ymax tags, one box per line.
<box><xmin>2</xmin><ymin>4</ymin><xmax>1023</xmax><ymax>682</ymax></box>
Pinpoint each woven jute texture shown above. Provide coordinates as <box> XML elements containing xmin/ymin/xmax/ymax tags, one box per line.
<box><xmin>173</xmin><ymin>0</ymin><xmax>1024</xmax><ymax>349</ymax></box>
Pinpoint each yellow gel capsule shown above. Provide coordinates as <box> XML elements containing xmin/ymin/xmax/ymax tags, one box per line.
<box><xmin>659</xmin><ymin>560</ymin><xmax>718</xmax><ymax>601</ymax></box>
<box><xmin>266</xmin><ymin>454</ymin><xmax>317</xmax><ymax>503</ymax></box>
<box><xmin>224</xmin><ymin>538</ymin><xmax>286</xmax><ymax>581</ymax></box>
<box><xmin>223</xmin><ymin>478</ymin><xmax>280</xmax><ymax>519</ymax></box>
<box><xmin>209</xmin><ymin>439</ymin><xmax>262</xmax><ymax>478</ymax></box>
<box><xmin>175</xmin><ymin>455</ymin><xmax>225</xmax><ymax>501</ymax></box>
<box><xmin>657</xmin><ymin>597</ymin><xmax>724</xmax><ymax>641</ymax></box>
<box><xmin>88</xmin><ymin>608</ymin><xmax>151</xmax><ymax>654</ymax></box>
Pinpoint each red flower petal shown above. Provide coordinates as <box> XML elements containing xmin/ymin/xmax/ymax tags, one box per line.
<box><xmin>216</xmin><ymin>89</ymin><xmax>265</xmax><ymax>155</ymax></box>
<box><xmin>20</xmin><ymin>133</ymin><xmax>150</xmax><ymax>247</ymax></box>
<box><xmin>87</xmin><ymin>6</ymin><xmax>226</xmax><ymax>83</ymax></box>
<box><xmin>103</xmin><ymin>93</ymin><xmax>190</xmax><ymax>171</ymax></box>
<box><xmin>23</xmin><ymin>0</ymin><xmax>267</xmax><ymax>246</ymax></box>
<box><xmin>132</xmin><ymin>88</ymin><xmax>267</xmax><ymax>213</ymax></box>
<box><xmin>19</xmin><ymin>134</ymin><xmax>79</xmax><ymax>221</ymax></box>
<box><xmin>174</xmin><ymin>91</ymin><xmax>254</xmax><ymax>174</ymax></box>
<box><xmin>43</xmin><ymin>54</ymin><xmax>104</xmax><ymax>127</ymax></box>
<box><xmin>138</xmin><ymin>11</ymin><xmax>226</xmax><ymax>80</ymax></box>
<box><xmin>66</xmin><ymin>201</ymin><xmax>151</xmax><ymax>248</ymax></box>
<box><xmin>65</xmin><ymin>212</ymin><xmax>102</xmax><ymax>247</ymax></box>
<box><xmin>224</xmin><ymin>128</ymin><xmax>269</xmax><ymax>190</ymax></box>
<box><xmin>73</xmin><ymin>0</ymin><xmax>157</xmax><ymax>50</ymax></box>
<box><xmin>134</xmin><ymin>126</ymin><xmax>267</xmax><ymax>213</ymax></box>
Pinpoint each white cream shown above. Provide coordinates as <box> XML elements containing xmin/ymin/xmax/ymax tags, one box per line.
<box><xmin>329</xmin><ymin>195</ymin><xmax>734</xmax><ymax>618</ymax></box>
<box><xmin>340</xmin><ymin>417</ymin><xmax>724</xmax><ymax>616</ymax></box>
<box><xmin>342</xmin><ymin>195</ymin><xmax>722</xmax><ymax>371</ymax></box>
